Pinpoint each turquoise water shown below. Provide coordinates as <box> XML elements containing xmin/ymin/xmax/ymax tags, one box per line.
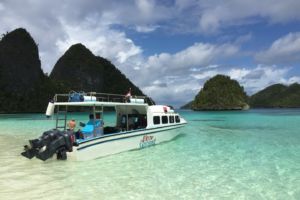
<box><xmin>0</xmin><ymin>109</ymin><xmax>299</xmax><ymax>199</ymax></box>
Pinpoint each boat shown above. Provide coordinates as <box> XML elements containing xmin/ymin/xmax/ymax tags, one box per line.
<box><xmin>21</xmin><ymin>91</ymin><xmax>187</xmax><ymax>161</ymax></box>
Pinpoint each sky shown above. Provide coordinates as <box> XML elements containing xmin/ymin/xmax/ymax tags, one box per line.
<box><xmin>1</xmin><ymin>0</ymin><xmax>300</xmax><ymax>107</ymax></box>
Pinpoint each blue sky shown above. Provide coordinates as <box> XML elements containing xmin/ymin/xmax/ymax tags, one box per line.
<box><xmin>1</xmin><ymin>0</ymin><xmax>300</xmax><ymax>107</ymax></box>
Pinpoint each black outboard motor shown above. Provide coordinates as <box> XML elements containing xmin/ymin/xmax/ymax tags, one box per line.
<box><xmin>21</xmin><ymin>129</ymin><xmax>75</xmax><ymax>161</ymax></box>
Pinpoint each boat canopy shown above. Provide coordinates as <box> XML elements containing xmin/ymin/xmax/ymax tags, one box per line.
<box><xmin>46</xmin><ymin>91</ymin><xmax>153</xmax><ymax>117</ymax></box>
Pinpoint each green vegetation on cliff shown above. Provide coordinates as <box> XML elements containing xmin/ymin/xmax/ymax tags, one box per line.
<box><xmin>50</xmin><ymin>43</ymin><xmax>144</xmax><ymax>95</ymax></box>
<box><xmin>0</xmin><ymin>28</ymin><xmax>61</xmax><ymax>113</ymax></box>
<box><xmin>250</xmin><ymin>83</ymin><xmax>300</xmax><ymax>108</ymax></box>
<box><xmin>192</xmin><ymin>75</ymin><xmax>249</xmax><ymax>110</ymax></box>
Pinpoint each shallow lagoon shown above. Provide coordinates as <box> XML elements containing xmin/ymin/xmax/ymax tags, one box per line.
<box><xmin>0</xmin><ymin>109</ymin><xmax>299</xmax><ymax>199</ymax></box>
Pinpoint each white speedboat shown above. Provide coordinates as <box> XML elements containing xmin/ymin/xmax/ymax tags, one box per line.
<box><xmin>21</xmin><ymin>92</ymin><xmax>187</xmax><ymax>161</ymax></box>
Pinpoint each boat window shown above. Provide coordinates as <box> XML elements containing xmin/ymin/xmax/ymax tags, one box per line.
<box><xmin>169</xmin><ymin>115</ymin><xmax>175</xmax><ymax>123</ymax></box>
<box><xmin>153</xmin><ymin>116</ymin><xmax>160</xmax><ymax>125</ymax></box>
<box><xmin>162</xmin><ymin>116</ymin><xmax>168</xmax><ymax>124</ymax></box>
<box><xmin>175</xmin><ymin>115</ymin><xmax>180</xmax><ymax>123</ymax></box>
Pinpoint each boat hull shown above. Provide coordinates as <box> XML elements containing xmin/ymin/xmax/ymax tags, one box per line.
<box><xmin>68</xmin><ymin>124</ymin><xmax>185</xmax><ymax>161</ymax></box>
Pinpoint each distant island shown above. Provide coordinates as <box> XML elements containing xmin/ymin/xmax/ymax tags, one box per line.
<box><xmin>249</xmin><ymin>83</ymin><xmax>300</xmax><ymax>108</ymax></box>
<box><xmin>182</xmin><ymin>75</ymin><xmax>300</xmax><ymax>110</ymax></box>
<box><xmin>189</xmin><ymin>75</ymin><xmax>249</xmax><ymax>110</ymax></box>
<box><xmin>0</xmin><ymin>28</ymin><xmax>147</xmax><ymax>113</ymax></box>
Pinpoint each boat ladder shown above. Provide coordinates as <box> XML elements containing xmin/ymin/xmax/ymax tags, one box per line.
<box><xmin>55</xmin><ymin>106</ymin><xmax>67</xmax><ymax>130</ymax></box>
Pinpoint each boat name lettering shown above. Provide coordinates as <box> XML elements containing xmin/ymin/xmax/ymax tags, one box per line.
<box><xmin>139</xmin><ymin>135</ymin><xmax>156</xmax><ymax>149</ymax></box>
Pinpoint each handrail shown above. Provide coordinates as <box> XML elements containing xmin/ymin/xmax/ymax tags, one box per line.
<box><xmin>53</xmin><ymin>91</ymin><xmax>155</xmax><ymax>105</ymax></box>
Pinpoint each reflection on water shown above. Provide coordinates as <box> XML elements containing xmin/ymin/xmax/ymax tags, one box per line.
<box><xmin>0</xmin><ymin>110</ymin><xmax>300</xmax><ymax>199</ymax></box>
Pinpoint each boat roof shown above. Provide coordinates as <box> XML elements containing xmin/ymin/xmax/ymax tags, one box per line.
<box><xmin>54</xmin><ymin>101</ymin><xmax>148</xmax><ymax>107</ymax></box>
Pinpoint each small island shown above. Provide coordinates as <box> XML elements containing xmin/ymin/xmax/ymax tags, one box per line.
<box><xmin>190</xmin><ymin>75</ymin><xmax>249</xmax><ymax>111</ymax></box>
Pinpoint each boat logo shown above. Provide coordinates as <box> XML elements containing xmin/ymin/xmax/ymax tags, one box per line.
<box><xmin>139</xmin><ymin>135</ymin><xmax>156</xmax><ymax>149</ymax></box>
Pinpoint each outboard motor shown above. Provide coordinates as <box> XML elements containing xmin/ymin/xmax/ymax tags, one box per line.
<box><xmin>21</xmin><ymin>129</ymin><xmax>75</xmax><ymax>161</ymax></box>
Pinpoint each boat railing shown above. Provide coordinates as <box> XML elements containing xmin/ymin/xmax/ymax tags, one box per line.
<box><xmin>53</xmin><ymin>92</ymin><xmax>155</xmax><ymax>105</ymax></box>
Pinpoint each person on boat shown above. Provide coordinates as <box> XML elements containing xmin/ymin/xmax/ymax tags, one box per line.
<box><xmin>124</xmin><ymin>88</ymin><xmax>131</xmax><ymax>103</ymax></box>
<box><xmin>68</xmin><ymin>119</ymin><xmax>76</xmax><ymax>131</ymax></box>
<box><xmin>67</xmin><ymin>119</ymin><xmax>84</xmax><ymax>140</ymax></box>
<box><xmin>67</xmin><ymin>119</ymin><xmax>77</xmax><ymax>142</ymax></box>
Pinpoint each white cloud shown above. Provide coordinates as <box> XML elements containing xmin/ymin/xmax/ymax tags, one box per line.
<box><xmin>227</xmin><ymin>68</ymin><xmax>251</xmax><ymax>81</ymax></box>
<box><xmin>0</xmin><ymin>3</ymin><xmax>4</xmax><ymax>11</ymax></box>
<box><xmin>234</xmin><ymin>33</ymin><xmax>253</xmax><ymax>45</ymax></box>
<box><xmin>135</xmin><ymin>0</ymin><xmax>154</xmax><ymax>17</ymax></box>
<box><xmin>143</xmin><ymin>42</ymin><xmax>238</xmax><ymax>74</ymax></box>
<box><xmin>143</xmin><ymin>77</ymin><xmax>201</xmax><ymax>107</ymax></box>
<box><xmin>56</xmin><ymin>20</ymin><xmax>142</xmax><ymax>66</ymax></box>
<box><xmin>191</xmin><ymin>70</ymin><xmax>218</xmax><ymax>80</ymax></box>
<box><xmin>225</xmin><ymin>65</ymin><xmax>300</xmax><ymax>94</ymax></box>
<box><xmin>197</xmin><ymin>0</ymin><xmax>300</xmax><ymax>33</ymax></box>
<box><xmin>135</xmin><ymin>25</ymin><xmax>159</xmax><ymax>33</ymax></box>
<box><xmin>287</xmin><ymin>76</ymin><xmax>300</xmax><ymax>84</ymax></box>
<box><xmin>256</xmin><ymin>32</ymin><xmax>300</xmax><ymax>64</ymax></box>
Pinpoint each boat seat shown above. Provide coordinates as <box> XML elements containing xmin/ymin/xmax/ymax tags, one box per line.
<box><xmin>82</xmin><ymin>120</ymin><xmax>103</xmax><ymax>138</ymax></box>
